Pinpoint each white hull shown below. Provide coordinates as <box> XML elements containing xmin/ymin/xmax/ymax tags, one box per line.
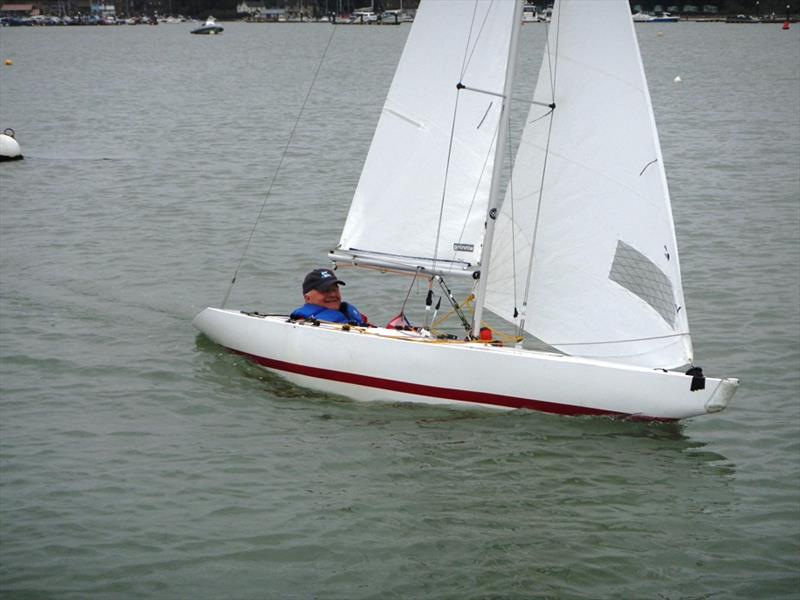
<box><xmin>633</xmin><ymin>12</ymin><xmax>680</xmax><ymax>22</ymax></box>
<box><xmin>193</xmin><ymin>308</ymin><xmax>738</xmax><ymax>421</ymax></box>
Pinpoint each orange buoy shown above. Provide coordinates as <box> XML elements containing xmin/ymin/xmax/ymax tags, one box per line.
<box><xmin>782</xmin><ymin>20</ymin><xmax>790</xmax><ymax>29</ymax></box>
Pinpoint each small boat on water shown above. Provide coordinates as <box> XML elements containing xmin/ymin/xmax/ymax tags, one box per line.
<box><xmin>633</xmin><ymin>11</ymin><xmax>680</xmax><ymax>22</ymax></box>
<box><xmin>0</xmin><ymin>128</ymin><xmax>23</xmax><ymax>162</ymax></box>
<box><xmin>194</xmin><ymin>0</ymin><xmax>738</xmax><ymax>421</ymax></box>
<box><xmin>347</xmin><ymin>11</ymin><xmax>379</xmax><ymax>24</ymax></box>
<box><xmin>191</xmin><ymin>16</ymin><xmax>223</xmax><ymax>34</ymax></box>
<box><xmin>378</xmin><ymin>10</ymin><xmax>411</xmax><ymax>24</ymax></box>
<box><xmin>726</xmin><ymin>14</ymin><xmax>760</xmax><ymax>23</ymax></box>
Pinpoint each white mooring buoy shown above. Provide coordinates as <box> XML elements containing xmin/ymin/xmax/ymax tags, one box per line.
<box><xmin>0</xmin><ymin>128</ymin><xmax>23</xmax><ymax>161</ymax></box>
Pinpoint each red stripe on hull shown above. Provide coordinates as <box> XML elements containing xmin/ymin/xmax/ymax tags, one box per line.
<box><xmin>235</xmin><ymin>350</ymin><xmax>672</xmax><ymax>421</ymax></box>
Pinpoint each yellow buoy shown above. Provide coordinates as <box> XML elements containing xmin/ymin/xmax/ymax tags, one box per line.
<box><xmin>4</xmin><ymin>59</ymin><xmax>12</xmax><ymax>66</ymax></box>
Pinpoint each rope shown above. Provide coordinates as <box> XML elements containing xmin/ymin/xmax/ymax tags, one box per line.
<box><xmin>430</xmin><ymin>293</ymin><xmax>522</xmax><ymax>344</ymax></box>
<box><xmin>431</xmin><ymin>294</ymin><xmax>473</xmax><ymax>330</ymax></box>
<box><xmin>432</xmin><ymin>0</ymin><xmax>494</xmax><ymax>273</ymax></box>
<box><xmin>220</xmin><ymin>24</ymin><xmax>339</xmax><ymax>308</ymax></box>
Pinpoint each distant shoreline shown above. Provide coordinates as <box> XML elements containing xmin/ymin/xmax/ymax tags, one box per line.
<box><xmin>1</xmin><ymin>16</ymin><xmax>797</xmax><ymax>27</ymax></box>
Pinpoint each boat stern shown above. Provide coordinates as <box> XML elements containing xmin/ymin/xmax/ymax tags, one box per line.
<box><xmin>704</xmin><ymin>377</ymin><xmax>740</xmax><ymax>413</ymax></box>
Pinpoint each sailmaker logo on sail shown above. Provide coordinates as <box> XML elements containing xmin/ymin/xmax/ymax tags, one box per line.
<box><xmin>453</xmin><ymin>243</ymin><xmax>474</xmax><ymax>252</ymax></box>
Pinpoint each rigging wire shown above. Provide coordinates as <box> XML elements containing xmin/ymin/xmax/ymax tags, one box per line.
<box><xmin>459</xmin><ymin>0</ymin><xmax>492</xmax><ymax>80</ymax></box>
<box><xmin>431</xmin><ymin>0</ymin><xmax>494</xmax><ymax>274</ymax></box>
<box><xmin>433</xmin><ymin>276</ymin><xmax>473</xmax><ymax>334</ymax></box>
<box><xmin>220</xmin><ymin>24</ymin><xmax>339</xmax><ymax>309</ymax></box>
<box><xmin>505</xmin><ymin>94</ymin><xmax>519</xmax><ymax>321</ymax></box>
<box><xmin>548</xmin><ymin>331</ymin><xmax>691</xmax><ymax>346</ymax></box>
<box><xmin>431</xmin><ymin>91</ymin><xmax>462</xmax><ymax>275</ymax></box>
<box><xmin>515</xmin><ymin>7</ymin><xmax>560</xmax><ymax>338</ymax></box>
<box><xmin>444</xmin><ymin>125</ymin><xmax>497</xmax><ymax>269</ymax></box>
<box><xmin>398</xmin><ymin>269</ymin><xmax>420</xmax><ymax>315</ymax></box>
<box><xmin>430</xmin><ymin>293</ymin><xmax>521</xmax><ymax>344</ymax></box>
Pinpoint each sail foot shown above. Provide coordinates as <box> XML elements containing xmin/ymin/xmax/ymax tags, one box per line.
<box><xmin>537</xmin><ymin>332</ymin><xmax>693</xmax><ymax>370</ymax></box>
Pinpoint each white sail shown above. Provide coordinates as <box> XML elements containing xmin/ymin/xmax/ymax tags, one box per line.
<box><xmin>485</xmin><ymin>0</ymin><xmax>693</xmax><ymax>369</ymax></box>
<box><xmin>333</xmin><ymin>0</ymin><xmax>519</xmax><ymax>276</ymax></box>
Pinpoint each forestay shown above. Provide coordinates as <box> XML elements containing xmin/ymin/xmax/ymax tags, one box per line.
<box><xmin>332</xmin><ymin>0</ymin><xmax>518</xmax><ymax>276</ymax></box>
<box><xmin>485</xmin><ymin>0</ymin><xmax>693</xmax><ymax>369</ymax></box>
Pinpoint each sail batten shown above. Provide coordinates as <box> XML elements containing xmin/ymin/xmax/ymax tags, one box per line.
<box><xmin>486</xmin><ymin>0</ymin><xmax>693</xmax><ymax>369</ymax></box>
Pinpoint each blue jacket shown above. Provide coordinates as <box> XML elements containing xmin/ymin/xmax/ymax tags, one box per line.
<box><xmin>290</xmin><ymin>302</ymin><xmax>367</xmax><ymax>325</ymax></box>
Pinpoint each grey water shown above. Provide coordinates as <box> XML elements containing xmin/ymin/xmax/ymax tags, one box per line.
<box><xmin>0</xmin><ymin>20</ymin><xmax>798</xmax><ymax>599</ymax></box>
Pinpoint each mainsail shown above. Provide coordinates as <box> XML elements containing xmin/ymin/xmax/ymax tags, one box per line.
<box><xmin>332</xmin><ymin>0</ymin><xmax>519</xmax><ymax>276</ymax></box>
<box><xmin>485</xmin><ymin>0</ymin><xmax>693</xmax><ymax>369</ymax></box>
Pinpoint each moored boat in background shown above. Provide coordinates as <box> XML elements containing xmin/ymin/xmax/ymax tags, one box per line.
<box><xmin>190</xmin><ymin>16</ymin><xmax>223</xmax><ymax>34</ymax></box>
<box><xmin>726</xmin><ymin>14</ymin><xmax>760</xmax><ymax>23</ymax></box>
<box><xmin>633</xmin><ymin>11</ymin><xmax>680</xmax><ymax>22</ymax></box>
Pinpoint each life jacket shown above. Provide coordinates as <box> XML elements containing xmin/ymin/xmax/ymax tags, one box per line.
<box><xmin>290</xmin><ymin>302</ymin><xmax>367</xmax><ymax>325</ymax></box>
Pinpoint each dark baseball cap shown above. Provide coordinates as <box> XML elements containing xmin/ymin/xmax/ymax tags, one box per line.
<box><xmin>302</xmin><ymin>269</ymin><xmax>346</xmax><ymax>294</ymax></box>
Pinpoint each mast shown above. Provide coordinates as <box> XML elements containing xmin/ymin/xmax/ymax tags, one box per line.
<box><xmin>471</xmin><ymin>0</ymin><xmax>524</xmax><ymax>338</ymax></box>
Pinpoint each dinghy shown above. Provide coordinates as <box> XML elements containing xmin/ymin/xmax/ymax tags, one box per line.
<box><xmin>191</xmin><ymin>16</ymin><xmax>223</xmax><ymax>34</ymax></box>
<box><xmin>193</xmin><ymin>0</ymin><xmax>739</xmax><ymax>420</ymax></box>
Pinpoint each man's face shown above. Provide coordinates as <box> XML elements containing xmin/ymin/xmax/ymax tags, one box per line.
<box><xmin>304</xmin><ymin>284</ymin><xmax>342</xmax><ymax>310</ymax></box>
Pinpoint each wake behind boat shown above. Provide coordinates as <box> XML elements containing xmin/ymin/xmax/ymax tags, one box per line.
<box><xmin>191</xmin><ymin>16</ymin><xmax>223</xmax><ymax>34</ymax></box>
<box><xmin>193</xmin><ymin>0</ymin><xmax>738</xmax><ymax>421</ymax></box>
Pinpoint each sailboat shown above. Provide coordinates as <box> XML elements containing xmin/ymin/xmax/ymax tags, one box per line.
<box><xmin>193</xmin><ymin>0</ymin><xmax>739</xmax><ymax>421</ymax></box>
<box><xmin>190</xmin><ymin>16</ymin><xmax>224</xmax><ymax>34</ymax></box>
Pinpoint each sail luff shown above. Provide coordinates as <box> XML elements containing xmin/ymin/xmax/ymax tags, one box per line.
<box><xmin>514</xmin><ymin>5</ymin><xmax>561</xmax><ymax>339</ymax></box>
<box><xmin>471</xmin><ymin>0</ymin><xmax>525</xmax><ymax>337</ymax></box>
